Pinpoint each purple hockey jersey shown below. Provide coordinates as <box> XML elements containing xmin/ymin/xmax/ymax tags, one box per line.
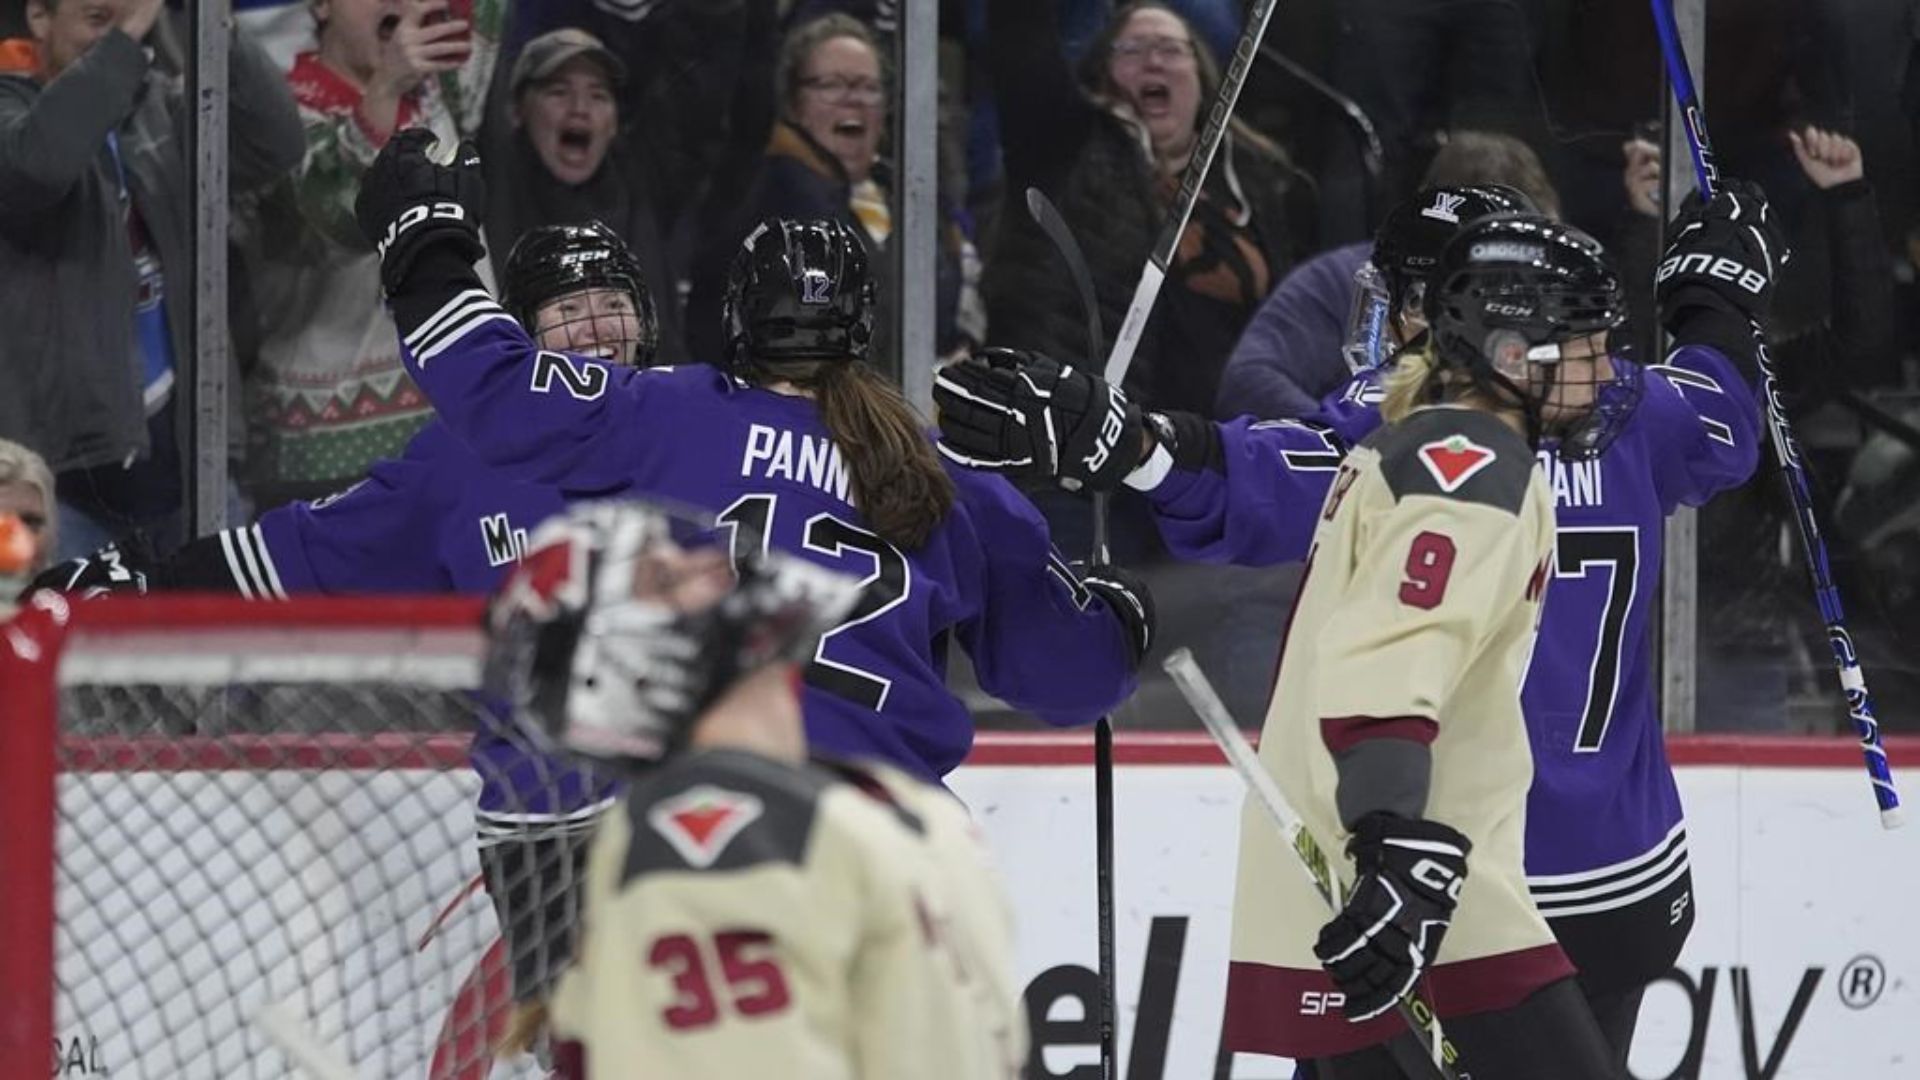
<box><xmin>395</xmin><ymin>284</ymin><xmax>1138</xmax><ymax>783</ymax></box>
<box><xmin>241</xmin><ymin>421</ymin><xmax>620</xmax><ymax>822</ymax></box>
<box><xmin>1151</xmin><ymin>345</ymin><xmax>1760</xmax><ymax>913</ymax></box>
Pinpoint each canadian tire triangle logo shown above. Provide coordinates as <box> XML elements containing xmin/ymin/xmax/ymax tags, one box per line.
<box><xmin>1417</xmin><ymin>436</ymin><xmax>1497</xmax><ymax>492</ymax></box>
<box><xmin>649</xmin><ymin>785</ymin><xmax>765</xmax><ymax>869</ymax></box>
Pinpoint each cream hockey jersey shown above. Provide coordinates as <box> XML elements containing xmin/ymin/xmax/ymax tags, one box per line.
<box><xmin>1224</xmin><ymin>406</ymin><xmax>1570</xmax><ymax>1061</ymax></box>
<box><xmin>549</xmin><ymin>748</ymin><xmax>1023</xmax><ymax>1079</ymax></box>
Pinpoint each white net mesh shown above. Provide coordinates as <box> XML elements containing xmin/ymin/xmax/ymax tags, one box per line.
<box><xmin>21</xmin><ymin>599</ymin><xmax>566</xmax><ymax>1080</ymax></box>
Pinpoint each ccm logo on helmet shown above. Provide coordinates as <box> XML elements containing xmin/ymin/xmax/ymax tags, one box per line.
<box><xmin>1656</xmin><ymin>252</ymin><xmax>1767</xmax><ymax>295</ymax></box>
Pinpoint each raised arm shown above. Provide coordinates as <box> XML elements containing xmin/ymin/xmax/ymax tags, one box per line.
<box><xmin>984</xmin><ymin>0</ymin><xmax>1099</xmax><ymax>191</ymax></box>
<box><xmin>0</xmin><ymin>31</ymin><xmax>145</xmax><ymax>218</ymax></box>
<box><xmin>352</xmin><ymin>129</ymin><xmax>650</xmax><ymax>492</ymax></box>
<box><xmin>934</xmin><ymin>348</ymin><xmax>1340</xmax><ymax>569</ymax></box>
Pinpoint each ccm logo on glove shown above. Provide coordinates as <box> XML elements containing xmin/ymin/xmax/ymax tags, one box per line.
<box><xmin>1655</xmin><ymin>252</ymin><xmax>1767</xmax><ymax>296</ymax></box>
<box><xmin>1410</xmin><ymin>857</ymin><xmax>1464</xmax><ymax>899</ymax></box>
<box><xmin>376</xmin><ymin>201</ymin><xmax>469</xmax><ymax>261</ymax></box>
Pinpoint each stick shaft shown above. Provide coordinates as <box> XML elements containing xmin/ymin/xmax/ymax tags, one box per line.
<box><xmin>1163</xmin><ymin>650</ymin><xmax>1465</xmax><ymax>1080</ymax></box>
<box><xmin>1649</xmin><ymin>0</ymin><xmax>1901</xmax><ymax>827</ymax></box>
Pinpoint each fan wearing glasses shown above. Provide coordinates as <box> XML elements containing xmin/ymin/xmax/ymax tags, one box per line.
<box><xmin>689</xmin><ymin>12</ymin><xmax>984</xmax><ymax>368</ymax></box>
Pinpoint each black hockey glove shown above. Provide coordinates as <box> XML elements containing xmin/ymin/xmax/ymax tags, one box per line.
<box><xmin>1313</xmin><ymin>812</ymin><xmax>1471</xmax><ymax>1023</ymax></box>
<box><xmin>1656</xmin><ymin>178</ymin><xmax>1789</xmax><ymax>357</ymax></box>
<box><xmin>933</xmin><ymin>347</ymin><xmax>1145</xmax><ymax>492</ymax></box>
<box><xmin>352</xmin><ymin>127</ymin><xmax>487</xmax><ymax>293</ymax></box>
<box><xmin>1078</xmin><ymin>562</ymin><xmax>1154</xmax><ymax>668</ymax></box>
<box><xmin>27</xmin><ymin>539</ymin><xmax>154</xmax><ymax>600</ymax></box>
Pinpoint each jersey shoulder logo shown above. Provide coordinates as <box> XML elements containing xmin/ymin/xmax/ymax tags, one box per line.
<box><xmin>1416</xmin><ymin>435</ymin><xmax>1498</xmax><ymax>493</ymax></box>
<box><xmin>648</xmin><ymin>785</ymin><xmax>766</xmax><ymax>869</ymax></box>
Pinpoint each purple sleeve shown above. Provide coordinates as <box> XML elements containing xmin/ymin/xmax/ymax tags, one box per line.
<box><xmin>252</xmin><ymin>454</ymin><xmax>453</xmax><ymax>595</ymax></box>
<box><xmin>950</xmin><ymin>471</ymin><xmax>1138</xmax><ymax>725</ymax></box>
<box><xmin>392</xmin><ymin>251</ymin><xmax>651</xmax><ymax>492</ymax></box>
<box><xmin>1638</xmin><ymin>346</ymin><xmax>1762</xmax><ymax>513</ymax></box>
<box><xmin>1213</xmin><ymin>243</ymin><xmax>1370</xmax><ymax>421</ymax></box>
<box><xmin>1146</xmin><ymin>417</ymin><xmax>1342</xmax><ymax>567</ymax></box>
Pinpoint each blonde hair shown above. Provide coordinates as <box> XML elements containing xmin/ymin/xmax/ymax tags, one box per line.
<box><xmin>0</xmin><ymin>437</ymin><xmax>56</xmax><ymax>570</ymax></box>
<box><xmin>1380</xmin><ymin>345</ymin><xmax>1444</xmax><ymax>425</ymax></box>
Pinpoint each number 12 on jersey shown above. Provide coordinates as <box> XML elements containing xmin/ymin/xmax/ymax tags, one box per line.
<box><xmin>718</xmin><ymin>494</ymin><xmax>908</xmax><ymax>712</ymax></box>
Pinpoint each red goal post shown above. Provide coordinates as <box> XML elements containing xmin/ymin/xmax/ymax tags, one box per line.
<box><xmin>0</xmin><ymin>594</ymin><xmax>500</xmax><ymax>1080</ymax></box>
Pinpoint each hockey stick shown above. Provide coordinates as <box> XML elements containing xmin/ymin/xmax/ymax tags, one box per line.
<box><xmin>1164</xmin><ymin>649</ymin><xmax>1466</xmax><ymax>1080</ymax></box>
<box><xmin>1102</xmin><ymin>0</ymin><xmax>1283</xmax><ymax>387</ymax></box>
<box><xmin>1025</xmin><ymin>185</ymin><xmax>1120</xmax><ymax>1078</ymax></box>
<box><xmin>1649</xmin><ymin>0</ymin><xmax>1903</xmax><ymax>828</ymax></box>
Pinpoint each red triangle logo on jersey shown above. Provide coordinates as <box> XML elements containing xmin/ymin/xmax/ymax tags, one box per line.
<box><xmin>648</xmin><ymin>785</ymin><xmax>765</xmax><ymax>869</ymax></box>
<box><xmin>1417</xmin><ymin>436</ymin><xmax>1498</xmax><ymax>493</ymax></box>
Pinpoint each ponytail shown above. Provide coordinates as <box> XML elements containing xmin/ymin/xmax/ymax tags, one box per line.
<box><xmin>1380</xmin><ymin>344</ymin><xmax>1442</xmax><ymax>425</ymax></box>
<box><xmin>750</xmin><ymin>360</ymin><xmax>955</xmax><ymax>550</ymax></box>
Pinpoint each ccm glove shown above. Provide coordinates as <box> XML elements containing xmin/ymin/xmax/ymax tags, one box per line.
<box><xmin>934</xmin><ymin>347</ymin><xmax>1145</xmax><ymax>492</ymax></box>
<box><xmin>27</xmin><ymin>539</ymin><xmax>154</xmax><ymax>600</ymax></box>
<box><xmin>352</xmin><ymin>127</ymin><xmax>487</xmax><ymax>293</ymax></box>
<box><xmin>1077</xmin><ymin>562</ymin><xmax>1154</xmax><ymax>668</ymax></box>
<box><xmin>1656</xmin><ymin>178</ymin><xmax>1790</xmax><ymax>343</ymax></box>
<box><xmin>1313</xmin><ymin>812</ymin><xmax>1471</xmax><ymax>1023</ymax></box>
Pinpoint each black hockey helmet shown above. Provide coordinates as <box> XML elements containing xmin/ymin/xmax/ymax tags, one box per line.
<box><xmin>1425</xmin><ymin>212</ymin><xmax>1635</xmax><ymax>457</ymax></box>
<box><xmin>483</xmin><ymin>500</ymin><xmax>862</xmax><ymax>772</ymax></box>
<box><xmin>1371</xmin><ymin>184</ymin><xmax>1538</xmax><ymax>316</ymax></box>
<box><xmin>502</xmin><ymin>221</ymin><xmax>660</xmax><ymax>366</ymax></box>
<box><xmin>722</xmin><ymin>217</ymin><xmax>876</xmax><ymax>368</ymax></box>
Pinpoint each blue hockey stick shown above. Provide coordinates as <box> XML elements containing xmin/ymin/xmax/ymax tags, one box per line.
<box><xmin>1650</xmin><ymin>0</ymin><xmax>1902</xmax><ymax>828</ymax></box>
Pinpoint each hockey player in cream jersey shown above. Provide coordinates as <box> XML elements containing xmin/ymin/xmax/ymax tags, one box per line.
<box><xmin>482</xmin><ymin>500</ymin><xmax>1024</xmax><ymax>1079</ymax></box>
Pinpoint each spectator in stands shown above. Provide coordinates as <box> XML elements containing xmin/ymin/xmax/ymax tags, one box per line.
<box><xmin>982</xmin><ymin>0</ymin><xmax>1311</xmax><ymax>563</ymax></box>
<box><xmin>483</xmin><ymin>28</ymin><xmax>685</xmax><ymax>363</ymax></box>
<box><xmin>688</xmin><ymin>12</ymin><xmax>984</xmax><ymax>367</ymax></box>
<box><xmin>0</xmin><ymin>0</ymin><xmax>303</xmax><ymax>559</ymax></box>
<box><xmin>1214</xmin><ymin>130</ymin><xmax>1557</xmax><ymax>422</ymax></box>
<box><xmin>238</xmin><ymin>0</ymin><xmax>502</xmax><ymax>509</ymax></box>
<box><xmin>0</xmin><ymin>437</ymin><xmax>57</xmax><ymax>607</ymax></box>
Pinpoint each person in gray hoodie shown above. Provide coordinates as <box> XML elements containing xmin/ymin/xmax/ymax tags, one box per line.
<box><xmin>0</xmin><ymin>0</ymin><xmax>302</xmax><ymax>559</ymax></box>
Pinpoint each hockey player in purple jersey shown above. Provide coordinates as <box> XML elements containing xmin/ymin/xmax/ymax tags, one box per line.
<box><xmin>350</xmin><ymin>130</ymin><xmax>1150</xmax><ymax>785</ymax></box>
<box><xmin>938</xmin><ymin>183</ymin><xmax>1784</xmax><ymax>1067</ymax></box>
<box><xmin>32</xmin><ymin>220</ymin><xmax>664</xmax><ymax>1047</ymax></box>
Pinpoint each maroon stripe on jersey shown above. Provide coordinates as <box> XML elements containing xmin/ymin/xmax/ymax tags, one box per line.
<box><xmin>1320</xmin><ymin>714</ymin><xmax>1439</xmax><ymax>753</ymax></box>
<box><xmin>1222</xmin><ymin>944</ymin><xmax>1574</xmax><ymax>1059</ymax></box>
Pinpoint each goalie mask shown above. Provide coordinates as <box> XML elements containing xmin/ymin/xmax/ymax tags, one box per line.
<box><xmin>1426</xmin><ymin>213</ymin><xmax>1639</xmax><ymax>460</ymax></box>
<box><xmin>502</xmin><ymin>221</ymin><xmax>660</xmax><ymax>367</ymax></box>
<box><xmin>483</xmin><ymin>501</ymin><xmax>863</xmax><ymax>770</ymax></box>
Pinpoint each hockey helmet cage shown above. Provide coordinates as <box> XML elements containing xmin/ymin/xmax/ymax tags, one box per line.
<box><xmin>502</xmin><ymin>221</ymin><xmax>660</xmax><ymax>367</ymax></box>
<box><xmin>482</xmin><ymin>500</ymin><xmax>863</xmax><ymax>771</ymax></box>
<box><xmin>722</xmin><ymin>217</ymin><xmax>876</xmax><ymax>368</ymax></box>
<box><xmin>1425</xmin><ymin>212</ymin><xmax>1637</xmax><ymax>458</ymax></box>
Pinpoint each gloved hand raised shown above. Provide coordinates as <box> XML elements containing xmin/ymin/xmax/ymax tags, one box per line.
<box><xmin>933</xmin><ymin>347</ymin><xmax>1145</xmax><ymax>493</ymax></box>
<box><xmin>352</xmin><ymin>127</ymin><xmax>487</xmax><ymax>293</ymax></box>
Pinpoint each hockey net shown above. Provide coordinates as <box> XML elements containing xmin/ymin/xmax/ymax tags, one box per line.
<box><xmin>0</xmin><ymin>594</ymin><xmax>548</xmax><ymax>1080</ymax></box>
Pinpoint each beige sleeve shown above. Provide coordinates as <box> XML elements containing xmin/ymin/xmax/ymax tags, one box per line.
<box><xmin>1314</xmin><ymin>493</ymin><xmax>1539</xmax><ymax>726</ymax></box>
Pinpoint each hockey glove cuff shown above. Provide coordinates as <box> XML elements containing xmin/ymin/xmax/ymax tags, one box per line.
<box><xmin>353</xmin><ymin>128</ymin><xmax>487</xmax><ymax>294</ymax></box>
<box><xmin>1079</xmin><ymin>562</ymin><xmax>1155</xmax><ymax>668</ymax></box>
<box><xmin>1313</xmin><ymin>812</ymin><xmax>1471</xmax><ymax>1023</ymax></box>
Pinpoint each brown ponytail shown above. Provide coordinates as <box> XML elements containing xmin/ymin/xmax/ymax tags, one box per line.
<box><xmin>750</xmin><ymin>360</ymin><xmax>955</xmax><ymax>550</ymax></box>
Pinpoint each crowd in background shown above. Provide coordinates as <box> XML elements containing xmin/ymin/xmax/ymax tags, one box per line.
<box><xmin>3</xmin><ymin>0</ymin><xmax>1919</xmax><ymax>733</ymax></box>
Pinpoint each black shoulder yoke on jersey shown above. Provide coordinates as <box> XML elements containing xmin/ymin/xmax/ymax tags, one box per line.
<box><xmin>1365</xmin><ymin>407</ymin><xmax>1535</xmax><ymax>514</ymax></box>
<box><xmin>618</xmin><ymin>748</ymin><xmax>837</xmax><ymax>883</ymax></box>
